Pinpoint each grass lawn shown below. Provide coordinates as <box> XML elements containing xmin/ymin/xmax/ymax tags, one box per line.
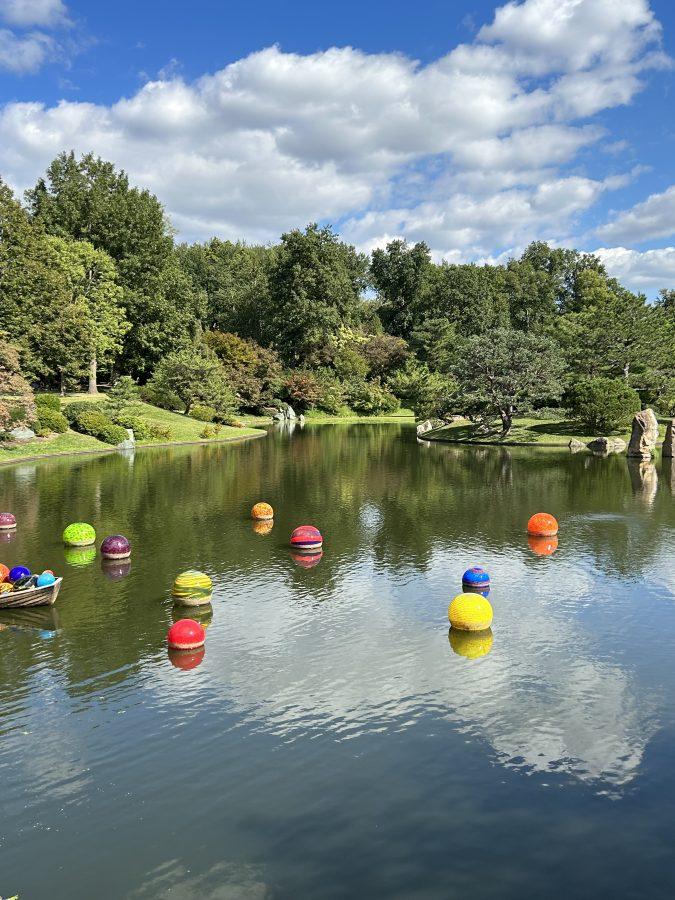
<box><xmin>425</xmin><ymin>417</ymin><xmax>668</xmax><ymax>447</ymax></box>
<box><xmin>0</xmin><ymin>429</ymin><xmax>110</xmax><ymax>463</ymax></box>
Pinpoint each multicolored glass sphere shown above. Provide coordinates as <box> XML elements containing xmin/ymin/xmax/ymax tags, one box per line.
<box><xmin>462</xmin><ymin>566</ymin><xmax>490</xmax><ymax>591</ymax></box>
<box><xmin>290</xmin><ymin>525</ymin><xmax>323</xmax><ymax>553</ymax></box>
<box><xmin>448</xmin><ymin>592</ymin><xmax>493</xmax><ymax>632</ymax></box>
<box><xmin>0</xmin><ymin>512</ymin><xmax>16</xmax><ymax>530</ymax></box>
<box><xmin>171</xmin><ymin>570</ymin><xmax>213</xmax><ymax>606</ymax></box>
<box><xmin>63</xmin><ymin>522</ymin><xmax>96</xmax><ymax>547</ymax></box>
<box><xmin>100</xmin><ymin>534</ymin><xmax>131</xmax><ymax>559</ymax></box>
<box><xmin>0</xmin><ymin>563</ymin><xmax>9</xmax><ymax>583</ymax></box>
<box><xmin>167</xmin><ymin>618</ymin><xmax>206</xmax><ymax>650</ymax></box>
<box><xmin>8</xmin><ymin>565</ymin><xmax>30</xmax><ymax>583</ymax></box>
<box><xmin>527</xmin><ymin>513</ymin><xmax>559</xmax><ymax>537</ymax></box>
<box><xmin>251</xmin><ymin>502</ymin><xmax>274</xmax><ymax>521</ymax></box>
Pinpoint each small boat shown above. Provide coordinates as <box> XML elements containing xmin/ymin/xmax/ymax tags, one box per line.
<box><xmin>0</xmin><ymin>577</ymin><xmax>62</xmax><ymax>609</ymax></box>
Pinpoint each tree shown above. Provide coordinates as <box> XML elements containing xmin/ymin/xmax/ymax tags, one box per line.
<box><xmin>361</xmin><ymin>334</ymin><xmax>409</xmax><ymax>377</ymax></box>
<box><xmin>520</xmin><ymin>241</ymin><xmax>606</xmax><ymax>312</ymax></box>
<box><xmin>423</xmin><ymin>262</ymin><xmax>510</xmax><ymax>336</ymax></box>
<box><xmin>370</xmin><ymin>240</ymin><xmax>432</xmax><ymax>339</ymax></box>
<box><xmin>203</xmin><ymin>331</ymin><xmax>282</xmax><ymax>411</ymax></box>
<box><xmin>266</xmin><ymin>224</ymin><xmax>368</xmax><ymax>364</ymax></box>
<box><xmin>449</xmin><ymin>328</ymin><xmax>566</xmax><ymax>434</ymax></box>
<box><xmin>387</xmin><ymin>360</ymin><xmax>457</xmax><ymax>420</ymax></box>
<box><xmin>565</xmin><ymin>377</ymin><xmax>641</xmax><ymax>432</ymax></box>
<box><xmin>0</xmin><ymin>337</ymin><xmax>36</xmax><ymax>433</ymax></box>
<box><xmin>503</xmin><ymin>258</ymin><xmax>557</xmax><ymax>332</ymax></box>
<box><xmin>147</xmin><ymin>347</ymin><xmax>236</xmax><ymax>415</ymax></box>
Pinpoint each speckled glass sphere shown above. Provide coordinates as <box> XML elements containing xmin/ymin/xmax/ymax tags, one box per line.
<box><xmin>0</xmin><ymin>512</ymin><xmax>16</xmax><ymax>530</ymax></box>
<box><xmin>448</xmin><ymin>592</ymin><xmax>493</xmax><ymax>632</ymax></box>
<box><xmin>63</xmin><ymin>522</ymin><xmax>96</xmax><ymax>547</ymax></box>
<box><xmin>0</xmin><ymin>563</ymin><xmax>9</xmax><ymax>583</ymax></box>
<box><xmin>462</xmin><ymin>566</ymin><xmax>490</xmax><ymax>590</ymax></box>
<box><xmin>0</xmin><ymin>582</ymin><xmax>13</xmax><ymax>595</ymax></box>
<box><xmin>100</xmin><ymin>534</ymin><xmax>131</xmax><ymax>559</ymax></box>
<box><xmin>449</xmin><ymin>627</ymin><xmax>493</xmax><ymax>659</ymax></box>
<box><xmin>290</xmin><ymin>525</ymin><xmax>323</xmax><ymax>552</ymax></box>
<box><xmin>251</xmin><ymin>502</ymin><xmax>274</xmax><ymax>521</ymax></box>
<box><xmin>8</xmin><ymin>565</ymin><xmax>30</xmax><ymax>583</ymax></box>
<box><xmin>172</xmin><ymin>570</ymin><xmax>213</xmax><ymax>606</ymax></box>
<box><xmin>527</xmin><ymin>512</ymin><xmax>559</xmax><ymax>537</ymax></box>
<box><xmin>167</xmin><ymin>618</ymin><xmax>206</xmax><ymax>650</ymax></box>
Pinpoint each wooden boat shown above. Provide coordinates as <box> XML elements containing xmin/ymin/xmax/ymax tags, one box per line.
<box><xmin>0</xmin><ymin>577</ymin><xmax>62</xmax><ymax>609</ymax></box>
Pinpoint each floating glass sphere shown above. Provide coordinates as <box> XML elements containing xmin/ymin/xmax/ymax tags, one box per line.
<box><xmin>290</xmin><ymin>525</ymin><xmax>323</xmax><ymax>553</ymax></box>
<box><xmin>8</xmin><ymin>565</ymin><xmax>30</xmax><ymax>583</ymax></box>
<box><xmin>527</xmin><ymin>513</ymin><xmax>559</xmax><ymax>537</ymax></box>
<box><xmin>172</xmin><ymin>570</ymin><xmax>213</xmax><ymax>606</ymax></box>
<box><xmin>0</xmin><ymin>512</ymin><xmax>16</xmax><ymax>530</ymax></box>
<box><xmin>167</xmin><ymin>618</ymin><xmax>206</xmax><ymax>650</ymax></box>
<box><xmin>63</xmin><ymin>522</ymin><xmax>96</xmax><ymax>547</ymax></box>
<box><xmin>100</xmin><ymin>534</ymin><xmax>131</xmax><ymax>559</ymax></box>
<box><xmin>448</xmin><ymin>592</ymin><xmax>493</xmax><ymax>632</ymax></box>
<box><xmin>251</xmin><ymin>502</ymin><xmax>274</xmax><ymax>521</ymax></box>
<box><xmin>462</xmin><ymin>566</ymin><xmax>490</xmax><ymax>590</ymax></box>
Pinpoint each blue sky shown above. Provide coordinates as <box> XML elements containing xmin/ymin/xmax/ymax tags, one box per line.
<box><xmin>1</xmin><ymin>0</ymin><xmax>674</xmax><ymax>294</ymax></box>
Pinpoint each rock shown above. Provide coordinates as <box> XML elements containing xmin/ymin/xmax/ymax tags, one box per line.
<box><xmin>587</xmin><ymin>436</ymin><xmax>627</xmax><ymax>455</ymax></box>
<box><xmin>627</xmin><ymin>408</ymin><xmax>659</xmax><ymax>459</ymax></box>
<box><xmin>262</xmin><ymin>406</ymin><xmax>279</xmax><ymax>416</ymax></box>
<box><xmin>116</xmin><ymin>428</ymin><xmax>136</xmax><ymax>451</ymax></box>
<box><xmin>273</xmin><ymin>412</ymin><xmax>285</xmax><ymax>422</ymax></box>
<box><xmin>417</xmin><ymin>419</ymin><xmax>434</xmax><ymax>436</ymax></box>
<box><xmin>8</xmin><ymin>426</ymin><xmax>35</xmax><ymax>442</ymax></box>
<box><xmin>662</xmin><ymin>419</ymin><xmax>674</xmax><ymax>458</ymax></box>
<box><xmin>285</xmin><ymin>405</ymin><xmax>296</xmax><ymax>420</ymax></box>
<box><xmin>568</xmin><ymin>438</ymin><xmax>585</xmax><ymax>453</ymax></box>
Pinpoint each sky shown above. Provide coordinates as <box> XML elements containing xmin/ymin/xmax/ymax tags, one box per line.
<box><xmin>0</xmin><ymin>0</ymin><xmax>674</xmax><ymax>296</ymax></box>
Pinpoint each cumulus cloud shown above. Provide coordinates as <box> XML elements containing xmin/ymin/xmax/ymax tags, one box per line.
<box><xmin>0</xmin><ymin>0</ymin><xmax>669</xmax><ymax>260</ymax></box>
<box><xmin>0</xmin><ymin>26</ymin><xmax>53</xmax><ymax>72</ymax></box>
<box><xmin>0</xmin><ymin>0</ymin><xmax>68</xmax><ymax>28</ymax></box>
<box><xmin>594</xmin><ymin>246</ymin><xmax>675</xmax><ymax>289</ymax></box>
<box><xmin>596</xmin><ymin>184</ymin><xmax>675</xmax><ymax>244</ymax></box>
<box><xmin>0</xmin><ymin>0</ymin><xmax>69</xmax><ymax>73</ymax></box>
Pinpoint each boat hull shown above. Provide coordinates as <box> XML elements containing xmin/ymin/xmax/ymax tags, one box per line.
<box><xmin>0</xmin><ymin>577</ymin><xmax>62</xmax><ymax>609</ymax></box>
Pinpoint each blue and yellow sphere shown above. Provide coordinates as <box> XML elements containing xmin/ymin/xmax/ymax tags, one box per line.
<box><xmin>172</xmin><ymin>570</ymin><xmax>213</xmax><ymax>606</ymax></box>
<box><xmin>63</xmin><ymin>522</ymin><xmax>96</xmax><ymax>547</ymax></box>
<box><xmin>462</xmin><ymin>566</ymin><xmax>490</xmax><ymax>591</ymax></box>
<box><xmin>448</xmin><ymin>592</ymin><xmax>493</xmax><ymax>632</ymax></box>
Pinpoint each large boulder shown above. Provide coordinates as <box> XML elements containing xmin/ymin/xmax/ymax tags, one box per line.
<box><xmin>284</xmin><ymin>404</ymin><xmax>296</xmax><ymax>420</ymax></box>
<box><xmin>587</xmin><ymin>436</ymin><xmax>627</xmax><ymax>455</ymax></box>
<box><xmin>663</xmin><ymin>419</ymin><xmax>674</xmax><ymax>458</ymax></box>
<box><xmin>568</xmin><ymin>438</ymin><xmax>585</xmax><ymax>453</ymax></box>
<box><xmin>8</xmin><ymin>425</ymin><xmax>35</xmax><ymax>442</ymax></box>
<box><xmin>417</xmin><ymin>419</ymin><xmax>434</xmax><ymax>436</ymax></box>
<box><xmin>627</xmin><ymin>408</ymin><xmax>659</xmax><ymax>459</ymax></box>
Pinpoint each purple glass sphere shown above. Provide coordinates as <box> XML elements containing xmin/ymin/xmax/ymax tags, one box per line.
<box><xmin>100</xmin><ymin>534</ymin><xmax>131</xmax><ymax>559</ymax></box>
<box><xmin>0</xmin><ymin>512</ymin><xmax>17</xmax><ymax>530</ymax></box>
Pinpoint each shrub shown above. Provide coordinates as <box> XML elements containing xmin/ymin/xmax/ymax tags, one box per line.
<box><xmin>35</xmin><ymin>393</ymin><xmax>61</xmax><ymax>411</ymax></box>
<box><xmin>313</xmin><ymin>369</ymin><xmax>345</xmax><ymax>415</ymax></box>
<box><xmin>200</xmin><ymin>423</ymin><xmax>223</xmax><ymax>439</ymax></box>
<box><xmin>63</xmin><ymin>400</ymin><xmax>106</xmax><ymax>424</ymax></box>
<box><xmin>112</xmin><ymin>412</ymin><xmax>152</xmax><ymax>440</ymax></box>
<box><xmin>139</xmin><ymin>383</ymin><xmax>181</xmax><ymax>411</ymax></box>
<box><xmin>148</xmin><ymin>347</ymin><xmax>237</xmax><ymax>415</ymax></box>
<box><xmin>565</xmin><ymin>377</ymin><xmax>641</xmax><ymax>432</ymax></box>
<box><xmin>189</xmin><ymin>404</ymin><xmax>216</xmax><ymax>422</ymax></box>
<box><xmin>345</xmin><ymin>379</ymin><xmax>400</xmax><ymax>415</ymax></box>
<box><xmin>148</xmin><ymin>423</ymin><xmax>173</xmax><ymax>440</ymax></box>
<box><xmin>107</xmin><ymin>376</ymin><xmax>139</xmax><ymax>412</ymax></box>
<box><xmin>72</xmin><ymin>410</ymin><xmax>128</xmax><ymax>445</ymax></box>
<box><xmin>37</xmin><ymin>407</ymin><xmax>68</xmax><ymax>434</ymax></box>
<box><xmin>282</xmin><ymin>371</ymin><xmax>323</xmax><ymax>410</ymax></box>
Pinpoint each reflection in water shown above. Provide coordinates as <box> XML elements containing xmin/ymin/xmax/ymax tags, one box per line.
<box><xmin>173</xmin><ymin>603</ymin><xmax>213</xmax><ymax>629</ymax></box>
<box><xmin>252</xmin><ymin>519</ymin><xmax>274</xmax><ymax>536</ymax></box>
<box><xmin>64</xmin><ymin>545</ymin><xmax>97</xmax><ymax>567</ymax></box>
<box><xmin>627</xmin><ymin>458</ymin><xmax>658</xmax><ymax>507</ymax></box>
<box><xmin>168</xmin><ymin>646</ymin><xmax>206</xmax><ymax>670</ymax></box>
<box><xmin>1</xmin><ymin>425</ymin><xmax>675</xmax><ymax>898</ymax></box>
<box><xmin>291</xmin><ymin>549</ymin><xmax>324</xmax><ymax>568</ymax></box>
<box><xmin>101</xmin><ymin>557</ymin><xmax>132</xmax><ymax>580</ymax></box>
<box><xmin>528</xmin><ymin>534</ymin><xmax>559</xmax><ymax>556</ymax></box>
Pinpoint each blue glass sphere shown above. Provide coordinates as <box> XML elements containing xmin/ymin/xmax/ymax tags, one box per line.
<box><xmin>37</xmin><ymin>572</ymin><xmax>56</xmax><ymax>587</ymax></box>
<box><xmin>8</xmin><ymin>565</ymin><xmax>30</xmax><ymax>583</ymax></box>
<box><xmin>462</xmin><ymin>566</ymin><xmax>490</xmax><ymax>589</ymax></box>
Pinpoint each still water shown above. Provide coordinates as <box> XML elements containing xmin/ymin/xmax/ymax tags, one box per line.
<box><xmin>1</xmin><ymin>424</ymin><xmax>675</xmax><ymax>899</ymax></box>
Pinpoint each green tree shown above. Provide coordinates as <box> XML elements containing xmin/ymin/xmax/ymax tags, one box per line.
<box><xmin>520</xmin><ymin>241</ymin><xmax>606</xmax><ymax>312</ymax></box>
<box><xmin>147</xmin><ymin>347</ymin><xmax>236</xmax><ymax>415</ymax></box>
<box><xmin>449</xmin><ymin>328</ymin><xmax>566</xmax><ymax>434</ymax></box>
<box><xmin>203</xmin><ymin>331</ymin><xmax>283</xmax><ymax>411</ymax></box>
<box><xmin>370</xmin><ymin>240</ymin><xmax>432</xmax><ymax>339</ymax></box>
<box><xmin>503</xmin><ymin>258</ymin><xmax>557</xmax><ymax>332</ymax></box>
<box><xmin>387</xmin><ymin>360</ymin><xmax>457</xmax><ymax>420</ymax></box>
<box><xmin>565</xmin><ymin>377</ymin><xmax>641</xmax><ymax>432</ymax></box>
<box><xmin>423</xmin><ymin>263</ymin><xmax>510</xmax><ymax>337</ymax></box>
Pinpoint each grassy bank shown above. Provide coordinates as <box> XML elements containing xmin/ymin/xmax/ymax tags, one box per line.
<box><xmin>425</xmin><ymin>417</ymin><xmax>667</xmax><ymax>447</ymax></box>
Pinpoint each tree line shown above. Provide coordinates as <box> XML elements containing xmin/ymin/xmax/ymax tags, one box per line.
<box><xmin>1</xmin><ymin>150</ymin><xmax>674</xmax><ymax>434</ymax></box>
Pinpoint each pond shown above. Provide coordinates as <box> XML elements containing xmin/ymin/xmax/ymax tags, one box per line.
<box><xmin>1</xmin><ymin>424</ymin><xmax>675</xmax><ymax>899</ymax></box>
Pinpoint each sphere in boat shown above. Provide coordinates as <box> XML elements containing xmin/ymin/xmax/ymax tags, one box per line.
<box><xmin>0</xmin><ymin>512</ymin><xmax>16</xmax><ymax>530</ymax></box>
<box><xmin>462</xmin><ymin>566</ymin><xmax>490</xmax><ymax>591</ymax></box>
<box><xmin>0</xmin><ymin>582</ymin><xmax>13</xmax><ymax>595</ymax></box>
<box><xmin>63</xmin><ymin>522</ymin><xmax>96</xmax><ymax>547</ymax></box>
<box><xmin>167</xmin><ymin>618</ymin><xmax>206</xmax><ymax>650</ymax></box>
<box><xmin>527</xmin><ymin>513</ymin><xmax>558</xmax><ymax>537</ymax></box>
<box><xmin>290</xmin><ymin>525</ymin><xmax>323</xmax><ymax>553</ymax></box>
<box><xmin>100</xmin><ymin>534</ymin><xmax>131</xmax><ymax>559</ymax></box>
<box><xmin>37</xmin><ymin>572</ymin><xmax>56</xmax><ymax>587</ymax></box>
<box><xmin>0</xmin><ymin>563</ymin><xmax>9</xmax><ymax>583</ymax></box>
<box><xmin>448</xmin><ymin>592</ymin><xmax>493</xmax><ymax>632</ymax></box>
<box><xmin>171</xmin><ymin>570</ymin><xmax>213</xmax><ymax>606</ymax></box>
<box><xmin>42</xmin><ymin>569</ymin><xmax>55</xmax><ymax>576</ymax></box>
<box><xmin>528</xmin><ymin>534</ymin><xmax>559</xmax><ymax>556</ymax></box>
<box><xmin>8</xmin><ymin>565</ymin><xmax>30</xmax><ymax>583</ymax></box>
<box><xmin>12</xmin><ymin>575</ymin><xmax>34</xmax><ymax>589</ymax></box>
<box><xmin>251</xmin><ymin>502</ymin><xmax>274</xmax><ymax>521</ymax></box>
<box><xmin>449</xmin><ymin>627</ymin><xmax>494</xmax><ymax>659</ymax></box>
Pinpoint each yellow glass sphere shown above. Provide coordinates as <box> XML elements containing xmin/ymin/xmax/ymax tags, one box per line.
<box><xmin>251</xmin><ymin>502</ymin><xmax>274</xmax><ymax>521</ymax></box>
<box><xmin>172</xmin><ymin>570</ymin><xmax>213</xmax><ymax>605</ymax></box>
<box><xmin>448</xmin><ymin>592</ymin><xmax>493</xmax><ymax>632</ymax></box>
<box><xmin>449</xmin><ymin>627</ymin><xmax>493</xmax><ymax>659</ymax></box>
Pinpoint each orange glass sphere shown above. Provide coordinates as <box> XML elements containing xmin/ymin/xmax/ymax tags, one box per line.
<box><xmin>527</xmin><ymin>512</ymin><xmax>559</xmax><ymax>537</ymax></box>
<box><xmin>251</xmin><ymin>502</ymin><xmax>274</xmax><ymax>521</ymax></box>
<box><xmin>0</xmin><ymin>563</ymin><xmax>9</xmax><ymax>583</ymax></box>
<box><xmin>528</xmin><ymin>534</ymin><xmax>559</xmax><ymax>556</ymax></box>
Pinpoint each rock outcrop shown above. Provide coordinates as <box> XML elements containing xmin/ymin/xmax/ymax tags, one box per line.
<box><xmin>117</xmin><ymin>428</ymin><xmax>136</xmax><ymax>451</ymax></box>
<box><xmin>662</xmin><ymin>419</ymin><xmax>674</xmax><ymax>458</ymax></box>
<box><xmin>417</xmin><ymin>419</ymin><xmax>434</xmax><ymax>436</ymax></box>
<box><xmin>627</xmin><ymin>408</ymin><xmax>659</xmax><ymax>459</ymax></box>
<box><xmin>8</xmin><ymin>426</ymin><xmax>35</xmax><ymax>442</ymax></box>
<box><xmin>587</xmin><ymin>437</ymin><xmax>627</xmax><ymax>455</ymax></box>
<box><xmin>568</xmin><ymin>438</ymin><xmax>585</xmax><ymax>453</ymax></box>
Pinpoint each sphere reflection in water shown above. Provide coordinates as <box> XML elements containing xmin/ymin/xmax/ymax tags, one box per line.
<box><xmin>173</xmin><ymin>603</ymin><xmax>213</xmax><ymax>630</ymax></box>
<box><xmin>528</xmin><ymin>534</ymin><xmax>559</xmax><ymax>556</ymax></box>
<box><xmin>291</xmin><ymin>550</ymin><xmax>323</xmax><ymax>569</ymax></box>
<box><xmin>0</xmin><ymin>529</ymin><xmax>16</xmax><ymax>544</ymax></box>
<box><xmin>64</xmin><ymin>546</ymin><xmax>97</xmax><ymax>567</ymax></box>
<box><xmin>449</xmin><ymin>627</ymin><xmax>493</xmax><ymax>659</ymax></box>
<box><xmin>252</xmin><ymin>520</ymin><xmax>274</xmax><ymax>536</ymax></box>
<box><xmin>101</xmin><ymin>558</ymin><xmax>132</xmax><ymax>580</ymax></box>
<box><xmin>168</xmin><ymin>646</ymin><xmax>205</xmax><ymax>670</ymax></box>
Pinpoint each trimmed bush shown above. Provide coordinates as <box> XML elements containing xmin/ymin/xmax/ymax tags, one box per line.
<box><xmin>72</xmin><ymin>410</ymin><xmax>128</xmax><ymax>445</ymax></box>
<box><xmin>35</xmin><ymin>393</ymin><xmax>62</xmax><ymax>411</ymax></box>
<box><xmin>566</xmin><ymin>377</ymin><xmax>641</xmax><ymax>432</ymax></box>
<box><xmin>37</xmin><ymin>407</ymin><xmax>68</xmax><ymax>434</ymax></box>
<box><xmin>112</xmin><ymin>412</ymin><xmax>173</xmax><ymax>442</ymax></box>
<box><xmin>63</xmin><ymin>400</ymin><xmax>106</xmax><ymax>424</ymax></box>
<box><xmin>189</xmin><ymin>404</ymin><xmax>216</xmax><ymax>422</ymax></box>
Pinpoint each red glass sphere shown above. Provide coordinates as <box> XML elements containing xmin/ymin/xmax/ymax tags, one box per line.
<box><xmin>290</xmin><ymin>525</ymin><xmax>323</xmax><ymax>552</ymax></box>
<box><xmin>167</xmin><ymin>618</ymin><xmax>206</xmax><ymax>650</ymax></box>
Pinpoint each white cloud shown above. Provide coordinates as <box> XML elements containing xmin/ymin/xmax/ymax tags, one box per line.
<box><xmin>594</xmin><ymin>246</ymin><xmax>675</xmax><ymax>289</ymax></box>
<box><xmin>0</xmin><ymin>0</ymin><xmax>68</xmax><ymax>28</ymax></box>
<box><xmin>0</xmin><ymin>26</ymin><xmax>53</xmax><ymax>72</ymax></box>
<box><xmin>596</xmin><ymin>184</ymin><xmax>675</xmax><ymax>244</ymax></box>
<box><xmin>0</xmin><ymin>0</ymin><xmax>668</xmax><ymax>251</ymax></box>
